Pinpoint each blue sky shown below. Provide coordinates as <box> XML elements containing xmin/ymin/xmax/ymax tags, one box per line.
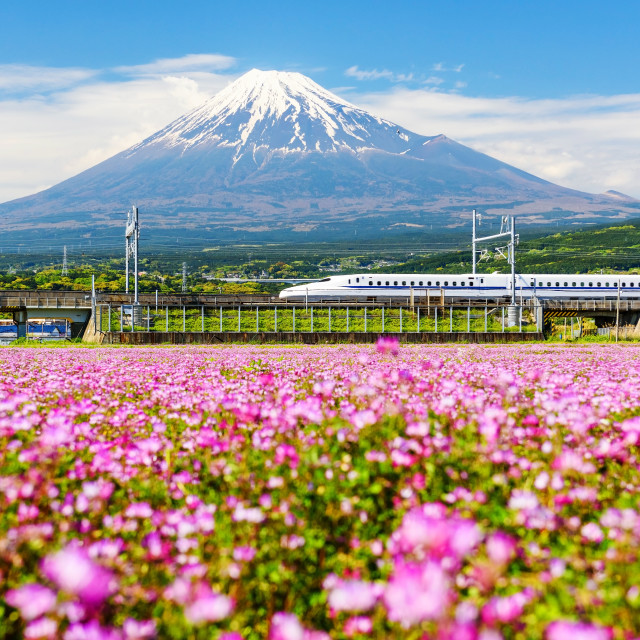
<box><xmin>1</xmin><ymin>0</ymin><xmax>639</xmax><ymax>201</ymax></box>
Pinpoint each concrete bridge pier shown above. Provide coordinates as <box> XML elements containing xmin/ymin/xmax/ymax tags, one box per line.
<box><xmin>12</xmin><ymin>309</ymin><xmax>27</xmax><ymax>339</ymax></box>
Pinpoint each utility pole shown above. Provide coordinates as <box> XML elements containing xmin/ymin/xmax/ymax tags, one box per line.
<box><xmin>182</xmin><ymin>262</ymin><xmax>187</xmax><ymax>293</ymax></box>
<box><xmin>62</xmin><ymin>246</ymin><xmax>68</xmax><ymax>276</ymax></box>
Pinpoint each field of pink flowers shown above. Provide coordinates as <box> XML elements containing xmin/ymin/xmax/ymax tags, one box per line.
<box><xmin>1</xmin><ymin>343</ymin><xmax>640</xmax><ymax>639</ymax></box>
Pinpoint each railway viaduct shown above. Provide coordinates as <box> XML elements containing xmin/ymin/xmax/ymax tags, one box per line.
<box><xmin>1</xmin><ymin>289</ymin><xmax>639</xmax><ymax>340</ymax></box>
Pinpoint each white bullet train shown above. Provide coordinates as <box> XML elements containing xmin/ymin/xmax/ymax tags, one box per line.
<box><xmin>279</xmin><ymin>273</ymin><xmax>640</xmax><ymax>302</ymax></box>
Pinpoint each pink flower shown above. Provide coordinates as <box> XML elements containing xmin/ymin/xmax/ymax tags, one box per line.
<box><xmin>580</xmin><ymin>522</ymin><xmax>604</xmax><ymax>543</ymax></box>
<box><xmin>343</xmin><ymin>616</ymin><xmax>373</xmax><ymax>636</ymax></box>
<box><xmin>270</xmin><ymin>612</ymin><xmax>305</xmax><ymax>640</ymax></box>
<box><xmin>122</xmin><ymin>618</ymin><xmax>156</xmax><ymax>639</ymax></box>
<box><xmin>376</xmin><ymin>336</ymin><xmax>399</xmax><ymax>355</ymax></box>
<box><xmin>546</xmin><ymin>621</ymin><xmax>612</xmax><ymax>640</ymax></box>
<box><xmin>327</xmin><ymin>580</ymin><xmax>382</xmax><ymax>612</ymax></box>
<box><xmin>41</xmin><ymin>546</ymin><xmax>116</xmax><ymax>606</ymax></box>
<box><xmin>486</xmin><ymin>532</ymin><xmax>517</xmax><ymax>566</ymax></box>
<box><xmin>5</xmin><ymin>583</ymin><xmax>57</xmax><ymax>620</ymax></box>
<box><xmin>24</xmin><ymin>617</ymin><xmax>58</xmax><ymax>639</ymax></box>
<box><xmin>64</xmin><ymin>620</ymin><xmax>123</xmax><ymax>640</ymax></box>
<box><xmin>183</xmin><ymin>592</ymin><xmax>234</xmax><ymax>624</ymax></box>
<box><xmin>383</xmin><ymin>560</ymin><xmax>450</xmax><ymax>626</ymax></box>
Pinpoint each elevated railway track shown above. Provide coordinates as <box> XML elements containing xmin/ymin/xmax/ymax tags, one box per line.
<box><xmin>0</xmin><ymin>289</ymin><xmax>638</xmax><ymax>341</ymax></box>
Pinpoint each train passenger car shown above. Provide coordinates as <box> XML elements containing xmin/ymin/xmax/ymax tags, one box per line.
<box><xmin>279</xmin><ymin>273</ymin><xmax>640</xmax><ymax>302</ymax></box>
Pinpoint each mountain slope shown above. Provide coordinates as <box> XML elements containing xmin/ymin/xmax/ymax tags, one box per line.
<box><xmin>0</xmin><ymin>69</ymin><xmax>638</xmax><ymax>243</ymax></box>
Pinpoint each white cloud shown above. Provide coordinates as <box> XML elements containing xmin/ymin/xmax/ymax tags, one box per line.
<box><xmin>0</xmin><ymin>64</ymin><xmax>97</xmax><ymax>92</ymax></box>
<box><xmin>115</xmin><ymin>53</ymin><xmax>236</xmax><ymax>76</ymax></box>
<box><xmin>0</xmin><ymin>59</ymin><xmax>639</xmax><ymax>205</ymax></box>
<box><xmin>0</xmin><ymin>65</ymin><xmax>238</xmax><ymax>203</ymax></box>
<box><xmin>352</xmin><ymin>88</ymin><xmax>640</xmax><ymax>198</ymax></box>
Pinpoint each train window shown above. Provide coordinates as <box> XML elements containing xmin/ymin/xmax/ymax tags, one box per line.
<box><xmin>394</xmin><ymin>281</ymin><xmax>398</xmax><ymax>286</ymax></box>
<box><xmin>530</xmin><ymin>281</ymin><xmax>535</xmax><ymax>286</ymax></box>
<box><xmin>428</xmin><ymin>281</ymin><xmax>432</xmax><ymax>286</ymax></box>
<box><xmin>410</xmin><ymin>281</ymin><xmax>415</xmax><ymax>286</ymax></box>
<box><xmin>572</xmin><ymin>282</ymin><xmax>576</xmax><ymax>286</ymax></box>
<box><xmin>419</xmin><ymin>281</ymin><xmax>423</xmax><ymax>286</ymax></box>
<box><xmin>589</xmin><ymin>282</ymin><xmax>593</xmax><ymax>287</ymax></box>
<box><xmin>469</xmin><ymin>282</ymin><xmax>474</xmax><ymax>286</ymax></box>
<box><xmin>348</xmin><ymin>279</ymin><xmax>351</xmax><ymax>284</ymax></box>
<box><xmin>547</xmin><ymin>282</ymin><xmax>551</xmax><ymax>287</ymax></box>
<box><xmin>385</xmin><ymin>281</ymin><xmax>389</xmax><ymax>286</ymax></box>
<box><xmin>480</xmin><ymin>279</ymin><xmax>484</xmax><ymax>283</ymax></box>
<box><xmin>581</xmin><ymin>282</ymin><xmax>584</xmax><ymax>286</ymax></box>
<box><xmin>402</xmin><ymin>281</ymin><xmax>406</xmax><ymax>286</ymax></box>
<box><xmin>564</xmin><ymin>282</ymin><xmax>568</xmax><ymax>286</ymax></box>
<box><xmin>597</xmin><ymin>282</ymin><xmax>601</xmax><ymax>287</ymax></box>
<box><xmin>356</xmin><ymin>277</ymin><xmax>360</xmax><ymax>283</ymax></box>
<box><xmin>319</xmin><ymin>278</ymin><xmax>331</xmax><ymax>282</ymax></box>
<box><xmin>555</xmin><ymin>282</ymin><xmax>560</xmax><ymax>287</ymax></box>
<box><xmin>436</xmin><ymin>281</ymin><xmax>440</xmax><ymax>286</ymax></box>
<box><xmin>376</xmin><ymin>281</ymin><xmax>381</xmax><ymax>286</ymax></box>
<box><xmin>605</xmin><ymin>282</ymin><xmax>609</xmax><ymax>287</ymax></box>
<box><xmin>444</xmin><ymin>281</ymin><xmax>449</xmax><ymax>286</ymax></box>
<box><xmin>622</xmin><ymin>282</ymin><xmax>626</xmax><ymax>287</ymax></box>
<box><xmin>369</xmin><ymin>281</ymin><xmax>373</xmax><ymax>286</ymax></box>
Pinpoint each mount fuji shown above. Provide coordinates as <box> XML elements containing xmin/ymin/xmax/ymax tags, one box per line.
<box><xmin>1</xmin><ymin>69</ymin><xmax>638</xmax><ymax>244</ymax></box>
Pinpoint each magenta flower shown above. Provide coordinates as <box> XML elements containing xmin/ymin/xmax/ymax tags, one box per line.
<box><xmin>4</xmin><ymin>583</ymin><xmax>57</xmax><ymax>620</ymax></box>
<box><xmin>41</xmin><ymin>545</ymin><xmax>116</xmax><ymax>606</ymax></box>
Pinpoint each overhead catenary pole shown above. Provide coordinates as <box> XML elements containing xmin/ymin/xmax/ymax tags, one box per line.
<box><xmin>124</xmin><ymin>206</ymin><xmax>139</xmax><ymax>303</ymax></box>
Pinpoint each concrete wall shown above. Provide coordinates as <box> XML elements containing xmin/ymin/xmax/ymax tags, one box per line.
<box><xmin>103</xmin><ymin>331</ymin><xmax>544</xmax><ymax>345</ymax></box>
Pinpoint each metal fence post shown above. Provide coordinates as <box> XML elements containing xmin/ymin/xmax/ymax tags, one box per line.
<box><xmin>166</xmin><ymin>306</ymin><xmax>169</xmax><ymax>332</ymax></box>
<box><xmin>400</xmin><ymin>308</ymin><xmax>403</xmax><ymax>333</ymax></box>
<box><xmin>120</xmin><ymin>305</ymin><xmax>123</xmax><ymax>332</ymax></box>
<box><xmin>183</xmin><ymin>306</ymin><xmax>186</xmax><ymax>332</ymax></box>
<box><xmin>417</xmin><ymin>306</ymin><xmax>420</xmax><ymax>332</ymax></box>
<box><xmin>293</xmin><ymin>307</ymin><xmax>296</xmax><ymax>332</ymax></box>
<box><xmin>382</xmin><ymin>307</ymin><xmax>385</xmax><ymax>332</ymax></box>
<box><xmin>501</xmin><ymin>307</ymin><xmax>505</xmax><ymax>332</ymax></box>
<box><xmin>450</xmin><ymin>306</ymin><xmax>453</xmax><ymax>333</ymax></box>
<box><xmin>311</xmin><ymin>307</ymin><xmax>314</xmax><ymax>333</ymax></box>
<box><xmin>238</xmin><ymin>307</ymin><xmax>241</xmax><ymax>332</ymax></box>
<box><xmin>434</xmin><ymin>307</ymin><xmax>438</xmax><ymax>333</ymax></box>
<box><xmin>275</xmin><ymin>307</ymin><xmax>278</xmax><ymax>333</ymax></box>
<box><xmin>256</xmin><ymin>307</ymin><xmax>259</xmax><ymax>332</ymax></box>
<box><xmin>467</xmin><ymin>306</ymin><xmax>470</xmax><ymax>333</ymax></box>
<box><xmin>220</xmin><ymin>306</ymin><xmax>223</xmax><ymax>332</ymax></box>
<box><xmin>484</xmin><ymin>306</ymin><xmax>488</xmax><ymax>332</ymax></box>
<box><xmin>346</xmin><ymin>307</ymin><xmax>349</xmax><ymax>332</ymax></box>
<box><xmin>364</xmin><ymin>307</ymin><xmax>367</xmax><ymax>333</ymax></box>
<box><xmin>328</xmin><ymin>306</ymin><xmax>331</xmax><ymax>332</ymax></box>
<box><xmin>108</xmin><ymin>304</ymin><xmax>111</xmax><ymax>332</ymax></box>
<box><xmin>202</xmin><ymin>306</ymin><xmax>205</xmax><ymax>332</ymax></box>
<box><xmin>147</xmin><ymin>305</ymin><xmax>150</xmax><ymax>332</ymax></box>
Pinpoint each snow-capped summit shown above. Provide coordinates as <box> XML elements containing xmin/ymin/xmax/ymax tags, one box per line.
<box><xmin>0</xmin><ymin>69</ymin><xmax>637</xmax><ymax>244</ymax></box>
<box><xmin>131</xmin><ymin>69</ymin><xmax>424</xmax><ymax>160</ymax></box>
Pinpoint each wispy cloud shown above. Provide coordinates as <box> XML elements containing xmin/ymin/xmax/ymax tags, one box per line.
<box><xmin>115</xmin><ymin>53</ymin><xmax>236</xmax><ymax>76</ymax></box>
<box><xmin>345</xmin><ymin>66</ymin><xmax>414</xmax><ymax>83</ymax></box>
<box><xmin>0</xmin><ymin>64</ymin><xmax>97</xmax><ymax>93</ymax></box>
<box><xmin>432</xmin><ymin>62</ymin><xmax>464</xmax><ymax>73</ymax></box>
